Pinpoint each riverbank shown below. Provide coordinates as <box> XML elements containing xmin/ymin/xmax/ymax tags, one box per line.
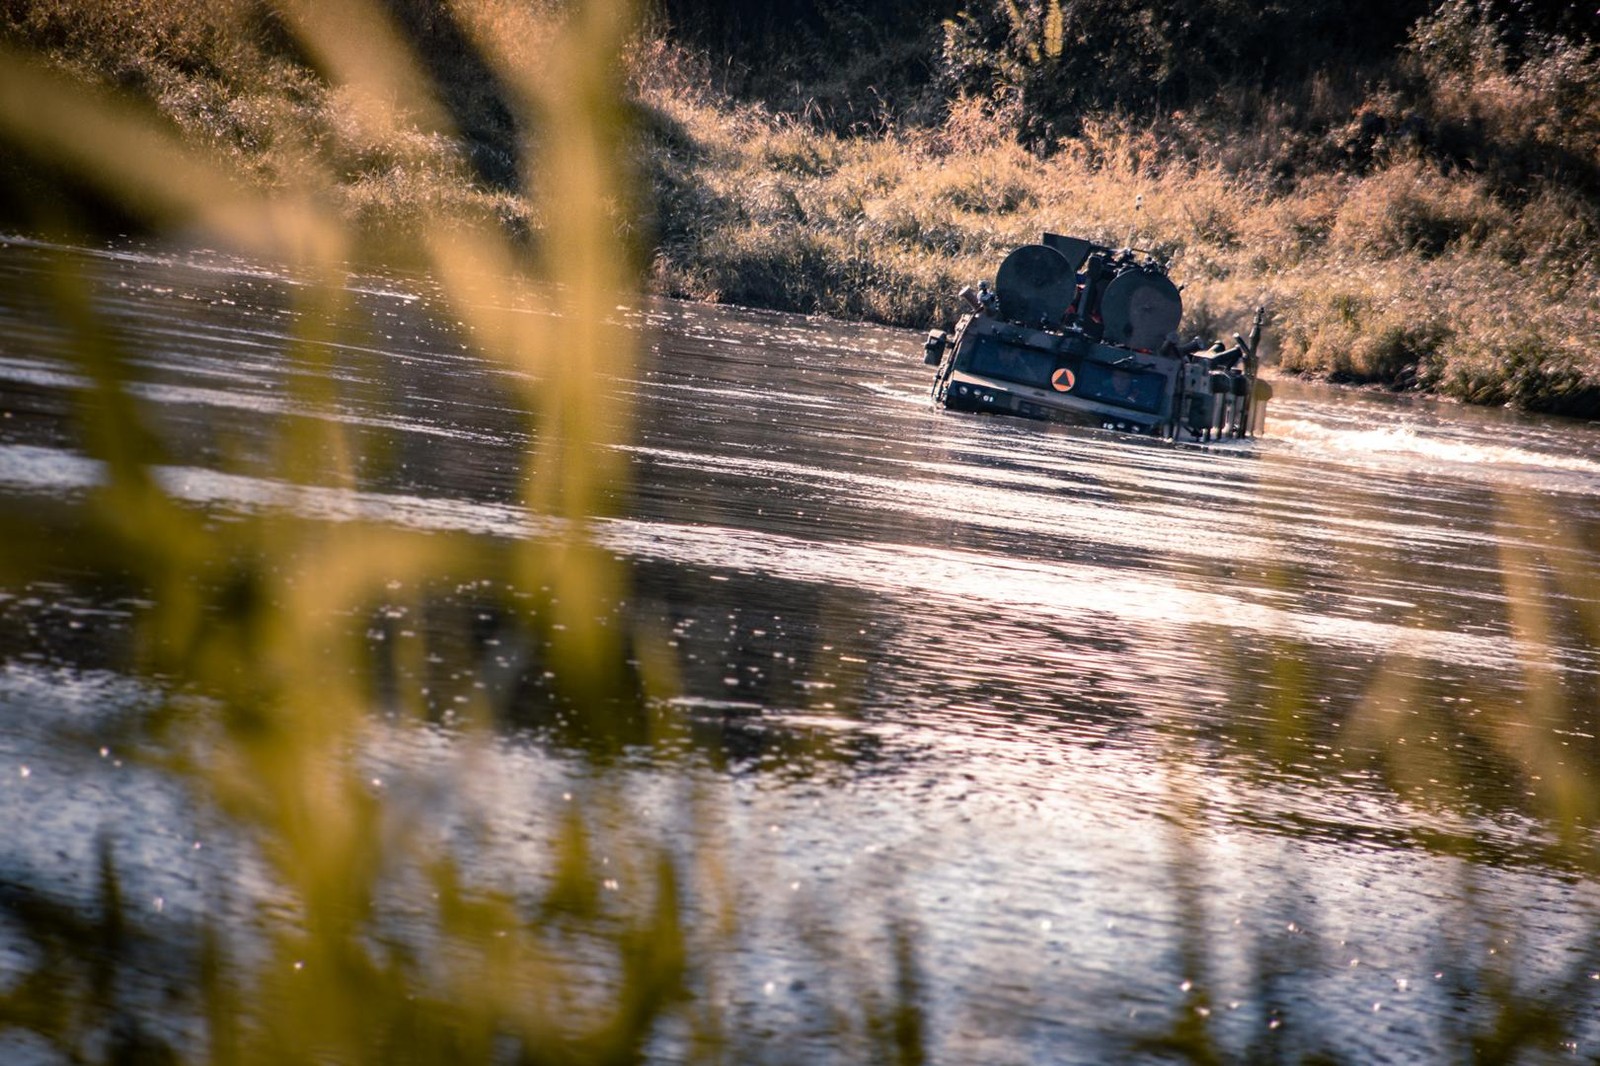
<box><xmin>2</xmin><ymin>0</ymin><xmax>1597</xmax><ymax>417</ymax></box>
<box><xmin>633</xmin><ymin>34</ymin><xmax>1599</xmax><ymax>418</ymax></box>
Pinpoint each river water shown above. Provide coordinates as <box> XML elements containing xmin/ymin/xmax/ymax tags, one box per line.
<box><xmin>3</xmin><ymin>236</ymin><xmax>1600</xmax><ymax>1063</ymax></box>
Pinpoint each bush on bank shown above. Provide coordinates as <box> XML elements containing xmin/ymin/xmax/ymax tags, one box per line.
<box><xmin>2</xmin><ymin>0</ymin><xmax>1597</xmax><ymax>417</ymax></box>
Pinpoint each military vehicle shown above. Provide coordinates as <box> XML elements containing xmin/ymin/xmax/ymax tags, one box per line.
<box><xmin>921</xmin><ymin>234</ymin><xmax>1270</xmax><ymax>440</ymax></box>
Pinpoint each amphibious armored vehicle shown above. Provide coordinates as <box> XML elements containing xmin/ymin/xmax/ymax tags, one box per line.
<box><xmin>922</xmin><ymin>234</ymin><xmax>1270</xmax><ymax>440</ymax></box>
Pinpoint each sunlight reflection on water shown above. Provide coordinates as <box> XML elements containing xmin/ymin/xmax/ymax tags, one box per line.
<box><xmin>4</xmin><ymin>239</ymin><xmax>1600</xmax><ymax>1061</ymax></box>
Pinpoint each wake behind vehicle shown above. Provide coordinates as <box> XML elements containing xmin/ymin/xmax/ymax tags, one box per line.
<box><xmin>922</xmin><ymin>234</ymin><xmax>1270</xmax><ymax>440</ymax></box>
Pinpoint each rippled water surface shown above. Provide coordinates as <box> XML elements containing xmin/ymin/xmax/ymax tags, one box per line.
<box><xmin>4</xmin><ymin>236</ymin><xmax>1600</xmax><ymax>1062</ymax></box>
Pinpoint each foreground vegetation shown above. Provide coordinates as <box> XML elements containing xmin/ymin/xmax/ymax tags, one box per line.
<box><xmin>4</xmin><ymin>3</ymin><xmax>1600</xmax><ymax>1064</ymax></box>
<box><xmin>3</xmin><ymin>0</ymin><xmax>1597</xmax><ymax>414</ymax></box>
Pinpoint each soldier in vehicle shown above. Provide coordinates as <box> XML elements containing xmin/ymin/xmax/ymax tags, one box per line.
<box><xmin>977</xmin><ymin>280</ymin><xmax>999</xmax><ymax>316</ymax></box>
<box><xmin>1110</xmin><ymin>368</ymin><xmax>1135</xmax><ymax>399</ymax></box>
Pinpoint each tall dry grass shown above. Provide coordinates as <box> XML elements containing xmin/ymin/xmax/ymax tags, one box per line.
<box><xmin>632</xmin><ymin>30</ymin><xmax>1599</xmax><ymax>414</ymax></box>
<box><xmin>5</xmin><ymin>0</ymin><xmax>1596</xmax><ymax>413</ymax></box>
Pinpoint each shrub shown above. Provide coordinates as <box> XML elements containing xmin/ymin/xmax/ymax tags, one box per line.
<box><xmin>1279</xmin><ymin>283</ymin><xmax>1452</xmax><ymax>385</ymax></box>
<box><xmin>1330</xmin><ymin>161</ymin><xmax>1505</xmax><ymax>259</ymax></box>
<box><xmin>1405</xmin><ymin>0</ymin><xmax>1600</xmax><ymax>201</ymax></box>
<box><xmin>759</xmin><ymin>122</ymin><xmax>844</xmax><ymax>176</ymax></box>
<box><xmin>1441</xmin><ymin>326</ymin><xmax>1600</xmax><ymax>416</ymax></box>
<box><xmin>930</xmin><ymin>166</ymin><xmax>1036</xmax><ymax>215</ymax></box>
<box><xmin>937</xmin><ymin>0</ymin><xmax>1434</xmax><ymax>142</ymax></box>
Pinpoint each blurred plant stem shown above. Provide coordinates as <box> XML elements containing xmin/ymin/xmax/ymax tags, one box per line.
<box><xmin>0</xmin><ymin>0</ymin><xmax>710</xmax><ymax>1060</ymax></box>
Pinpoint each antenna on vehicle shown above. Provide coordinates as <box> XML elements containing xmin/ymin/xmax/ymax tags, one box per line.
<box><xmin>1125</xmin><ymin>194</ymin><xmax>1143</xmax><ymax>251</ymax></box>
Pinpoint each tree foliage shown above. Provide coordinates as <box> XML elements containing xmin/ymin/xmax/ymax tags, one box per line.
<box><xmin>649</xmin><ymin>0</ymin><xmax>1596</xmax><ymax>143</ymax></box>
<box><xmin>937</xmin><ymin>0</ymin><xmax>1437</xmax><ymax>140</ymax></box>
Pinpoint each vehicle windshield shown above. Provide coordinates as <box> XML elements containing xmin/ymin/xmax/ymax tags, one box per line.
<box><xmin>965</xmin><ymin>336</ymin><xmax>1168</xmax><ymax>415</ymax></box>
<box><xmin>1073</xmin><ymin>361</ymin><xmax>1167</xmax><ymax>414</ymax></box>
<box><xmin>965</xmin><ymin>336</ymin><xmax>1055</xmax><ymax>389</ymax></box>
